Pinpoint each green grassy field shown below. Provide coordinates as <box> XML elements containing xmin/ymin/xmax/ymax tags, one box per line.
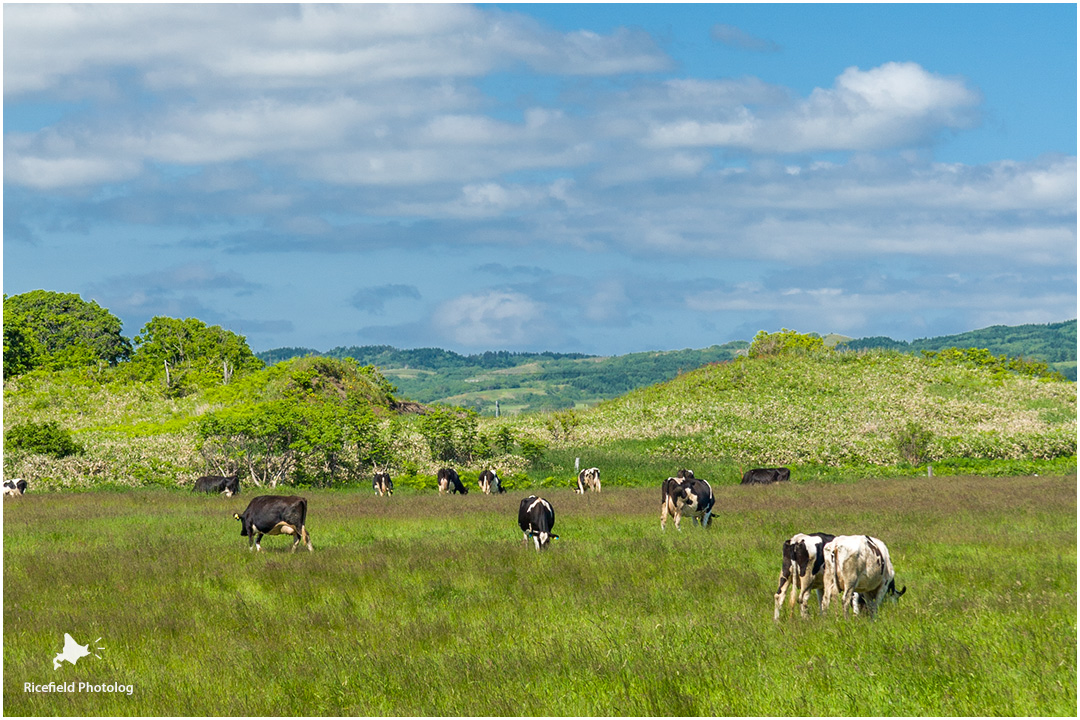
<box><xmin>3</xmin><ymin>475</ymin><xmax>1076</xmax><ymax>716</ymax></box>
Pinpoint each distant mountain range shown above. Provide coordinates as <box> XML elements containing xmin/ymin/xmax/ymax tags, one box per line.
<box><xmin>258</xmin><ymin>319</ymin><xmax>1076</xmax><ymax>412</ymax></box>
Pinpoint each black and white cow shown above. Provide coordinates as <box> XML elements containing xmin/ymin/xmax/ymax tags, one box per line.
<box><xmin>478</xmin><ymin>469</ymin><xmax>505</xmax><ymax>495</ymax></box>
<box><xmin>575</xmin><ymin>467</ymin><xmax>601</xmax><ymax>494</ymax></box>
<box><xmin>741</xmin><ymin>467</ymin><xmax>791</xmax><ymax>485</ymax></box>
<box><xmin>822</xmin><ymin>535</ymin><xmax>906</xmax><ymax>618</ymax></box>
<box><xmin>518</xmin><ymin>495</ymin><xmax>558</xmax><ymax>551</ymax></box>
<box><xmin>233</xmin><ymin>495</ymin><xmax>313</xmax><ymax>552</ymax></box>
<box><xmin>373</xmin><ymin>472</ymin><xmax>394</xmax><ymax>496</ymax></box>
<box><xmin>774</xmin><ymin>532</ymin><xmax>835</xmax><ymax>620</ymax></box>
<box><xmin>660</xmin><ymin>469</ymin><xmax>714</xmax><ymax>530</ymax></box>
<box><xmin>192</xmin><ymin>473</ymin><xmax>240</xmax><ymax>497</ymax></box>
<box><xmin>437</xmin><ymin>467</ymin><xmax>468</xmax><ymax>495</ymax></box>
<box><xmin>3</xmin><ymin>479</ymin><xmax>27</xmax><ymax>497</ymax></box>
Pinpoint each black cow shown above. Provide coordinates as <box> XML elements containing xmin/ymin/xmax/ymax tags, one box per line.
<box><xmin>437</xmin><ymin>468</ymin><xmax>468</xmax><ymax>495</ymax></box>
<box><xmin>660</xmin><ymin>469</ymin><xmax>714</xmax><ymax>530</ymax></box>
<box><xmin>3</xmin><ymin>479</ymin><xmax>27</xmax><ymax>497</ymax></box>
<box><xmin>233</xmin><ymin>495</ymin><xmax>313</xmax><ymax>552</ymax></box>
<box><xmin>373</xmin><ymin>472</ymin><xmax>394</xmax><ymax>497</ymax></box>
<box><xmin>478</xmin><ymin>469</ymin><xmax>505</xmax><ymax>495</ymax></box>
<box><xmin>741</xmin><ymin>467</ymin><xmax>791</xmax><ymax>485</ymax></box>
<box><xmin>518</xmin><ymin>495</ymin><xmax>558</xmax><ymax>551</ymax></box>
<box><xmin>193</xmin><ymin>473</ymin><xmax>240</xmax><ymax>496</ymax></box>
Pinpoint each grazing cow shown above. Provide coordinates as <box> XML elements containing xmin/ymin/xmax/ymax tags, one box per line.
<box><xmin>3</xmin><ymin>479</ymin><xmax>27</xmax><ymax>497</ymax></box>
<box><xmin>741</xmin><ymin>467</ymin><xmax>791</xmax><ymax>485</ymax></box>
<box><xmin>437</xmin><ymin>467</ymin><xmax>468</xmax><ymax>495</ymax></box>
<box><xmin>233</xmin><ymin>495</ymin><xmax>313</xmax><ymax>552</ymax></box>
<box><xmin>822</xmin><ymin>535</ymin><xmax>906</xmax><ymax>618</ymax></box>
<box><xmin>575</xmin><ymin>467</ymin><xmax>601</xmax><ymax>494</ymax></box>
<box><xmin>373</xmin><ymin>472</ymin><xmax>394</xmax><ymax>496</ymax></box>
<box><xmin>478</xmin><ymin>469</ymin><xmax>505</xmax><ymax>495</ymax></box>
<box><xmin>660</xmin><ymin>470</ymin><xmax>714</xmax><ymax>530</ymax></box>
<box><xmin>518</xmin><ymin>495</ymin><xmax>558</xmax><ymax>551</ymax></box>
<box><xmin>774</xmin><ymin>532</ymin><xmax>835</xmax><ymax>620</ymax></box>
<box><xmin>192</xmin><ymin>473</ymin><xmax>240</xmax><ymax>497</ymax></box>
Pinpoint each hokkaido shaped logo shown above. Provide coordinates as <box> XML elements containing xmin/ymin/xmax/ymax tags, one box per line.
<box><xmin>53</xmin><ymin>633</ymin><xmax>103</xmax><ymax>670</ymax></box>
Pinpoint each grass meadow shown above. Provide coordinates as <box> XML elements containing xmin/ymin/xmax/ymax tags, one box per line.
<box><xmin>3</xmin><ymin>474</ymin><xmax>1075</xmax><ymax>716</ymax></box>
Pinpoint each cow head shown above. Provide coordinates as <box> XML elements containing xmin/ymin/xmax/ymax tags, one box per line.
<box><xmin>234</xmin><ymin>512</ymin><xmax>249</xmax><ymax>537</ymax></box>
<box><xmin>885</xmin><ymin>579</ymin><xmax>907</xmax><ymax>602</ymax></box>
<box><xmin>530</xmin><ymin>530</ymin><xmax>559</xmax><ymax>550</ymax></box>
<box><xmin>224</xmin><ymin>474</ymin><xmax>240</xmax><ymax>496</ymax></box>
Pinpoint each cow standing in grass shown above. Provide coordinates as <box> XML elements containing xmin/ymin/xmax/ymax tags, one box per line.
<box><xmin>822</xmin><ymin>535</ymin><xmax>906</xmax><ymax>618</ymax></box>
<box><xmin>741</xmin><ymin>467</ymin><xmax>791</xmax><ymax>485</ymax></box>
<box><xmin>3</xmin><ymin>479</ymin><xmax>27</xmax><ymax>497</ymax></box>
<box><xmin>234</xmin><ymin>495</ymin><xmax>313</xmax><ymax>552</ymax></box>
<box><xmin>373</xmin><ymin>472</ymin><xmax>394</xmax><ymax>496</ymax></box>
<box><xmin>575</xmin><ymin>467</ymin><xmax>601</xmax><ymax>494</ymax></box>
<box><xmin>478</xmin><ymin>469</ymin><xmax>504</xmax><ymax>495</ymax></box>
<box><xmin>437</xmin><ymin>468</ymin><xmax>468</xmax><ymax>495</ymax></box>
<box><xmin>193</xmin><ymin>473</ymin><xmax>240</xmax><ymax>497</ymax></box>
<box><xmin>660</xmin><ymin>469</ymin><xmax>714</xmax><ymax>530</ymax></box>
<box><xmin>518</xmin><ymin>496</ymin><xmax>558</xmax><ymax>551</ymax></box>
<box><xmin>774</xmin><ymin>532</ymin><xmax>835</xmax><ymax>620</ymax></box>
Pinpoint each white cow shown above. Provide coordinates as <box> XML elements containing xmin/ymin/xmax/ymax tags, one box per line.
<box><xmin>822</xmin><ymin>535</ymin><xmax>906</xmax><ymax>618</ymax></box>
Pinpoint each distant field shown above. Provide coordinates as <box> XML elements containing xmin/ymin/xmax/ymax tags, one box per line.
<box><xmin>4</xmin><ymin>475</ymin><xmax>1074</xmax><ymax>716</ymax></box>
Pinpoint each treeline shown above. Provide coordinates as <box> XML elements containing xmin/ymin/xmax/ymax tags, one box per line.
<box><xmin>841</xmin><ymin>320</ymin><xmax>1076</xmax><ymax>378</ymax></box>
<box><xmin>3</xmin><ymin>290</ymin><xmax>263</xmax><ymax>395</ymax></box>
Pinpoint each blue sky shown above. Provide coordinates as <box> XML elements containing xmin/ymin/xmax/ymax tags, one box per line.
<box><xmin>4</xmin><ymin>3</ymin><xmax>1076</xmax><ymax>355</ymax></box>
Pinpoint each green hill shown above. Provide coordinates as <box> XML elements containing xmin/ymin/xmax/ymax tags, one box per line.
<box><xmin>257</xmin><ymin>343</ymin><xmax>751</xmax><ymax>412</ymax></box>
<box><xmin>841</xmin><ymin>320</ymin><xmax>1076</xmax><ymax>380</ymax></box>
<box><xmin>259</xmin><ymin>320</ymin><xmax>1077</xmax><ymax>409</ymax></box>
<box><xmin>505</xmin><ymin>347</ymin><xmax>1076</xmax><ymax>483</ymax></box>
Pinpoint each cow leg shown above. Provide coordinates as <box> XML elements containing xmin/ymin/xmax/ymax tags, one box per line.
<box><xmin>774</xmin><ymin>574</ymin><xmax>791</xmax><ymax>621</ymax></box>
<box><xmin>841</xmin><ymin>588</ymin><xmax>856</xmax><ymax>618</ymax></box>
<box><xmin>255</xmin><ymin>533</ymin><xmax>264</xmax><ymax>552</ymax></box>
<box><xmin>701</xmin><ymin>509</ymin><xmax>712</xmax><ymax>529</ymax></box>
<box><xmin>660</xmin><ymin>501</ymin><xmax>669</xmax><ymax>530</ymax></box>
<box><xmin>796</xmin><ymin>586</ymin><xmax>813</xmax><ymax>618</ymax></box>
<box><xmin>302</xmin><ymin>526</ymin><xmax>313</xmax><ymax>552</ymax></box>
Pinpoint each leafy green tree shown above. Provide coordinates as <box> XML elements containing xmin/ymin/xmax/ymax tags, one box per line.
<box><xmin>128</xmin><ymin>316</ymin><xmax>263</xmax><ymax>393</ymax></box>
<box><xmin>5</xmin><ymin>421</ymin><xmax>85</xmax><ymax>458</ymax></box>
<box><xmin>196</xmin><ymin>356</ymin><xmax>400</xmax><ymax>487</ymax></box>
<box><xmin>748</xmin><ymin>329</ymin><xmax>827</xmax><ymax>358</ymax></box>
<box><xmin>3</xmin><ymin>317</ymin><xmax>39</xmax><ymax>378</ymax></box>
<box><xmin>3</xmin><ymin>290</ymin><xmax>132</xmax><ymax>372</ymax></box>
<box><xmin>418</xmin><ymin>406</ymin><xmax>483</xmax><ymax>463</ymax></box>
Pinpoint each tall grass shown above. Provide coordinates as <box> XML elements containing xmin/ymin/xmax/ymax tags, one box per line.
<box><xmin>3</xmin><ymin>475</ymin><xmax>1074</xmax><ymax>716</ymax></box>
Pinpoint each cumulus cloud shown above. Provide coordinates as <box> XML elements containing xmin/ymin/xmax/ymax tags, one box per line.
<box><xmin>646</xmin><ymin>62</ymin><xmax>981</xmax><ymax>152</ymax></box>
<box><xmin>432</xmin><ymin>290</ymin><xmax>552</xmax><ymax>347</ymax></box>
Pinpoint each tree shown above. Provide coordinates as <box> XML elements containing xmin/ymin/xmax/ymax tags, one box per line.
<box><xmin>128</xmin><ymin>316</ymin><xmax>263</xmax><ymax>393</ymax></box>
<box><xmin>3</xmin><ymin>290</ymin><xmax>132</xmax><ymax>373</ymax></box>
<box><xmin>3</xmin><ymin>317</ymin><xmax>38</xmax><ymax>378</ymax></box>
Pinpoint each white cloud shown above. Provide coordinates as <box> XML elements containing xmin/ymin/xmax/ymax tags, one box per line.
<box><xmin>646</xmin><ymin>62</ymin><xmax>981</xmax><ymax>152</ymax></box>
<box><xmin>432</xmin><ymin>290</ymin><xmax>550</xmax><ymax>347</ymax></box>
<box><xmin>4</xmin><ymin>4</ymin><xmax>669</xmax><ymax>97</ymax></box>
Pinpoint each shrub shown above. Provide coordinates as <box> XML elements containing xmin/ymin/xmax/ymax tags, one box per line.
<box><xmin>748</xmin><ymin>329</ymin><xmax>827</xmax><ymax>358</ymax></box>
<box><xmin>5</xmin><ymin>421</ymin><xmax>85</xmax><ymax>458</ymax></box>
<box><xmin>893</xmin><ymin>421</ymin><xmax>934</xmax><ymax>465</ymax></box>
